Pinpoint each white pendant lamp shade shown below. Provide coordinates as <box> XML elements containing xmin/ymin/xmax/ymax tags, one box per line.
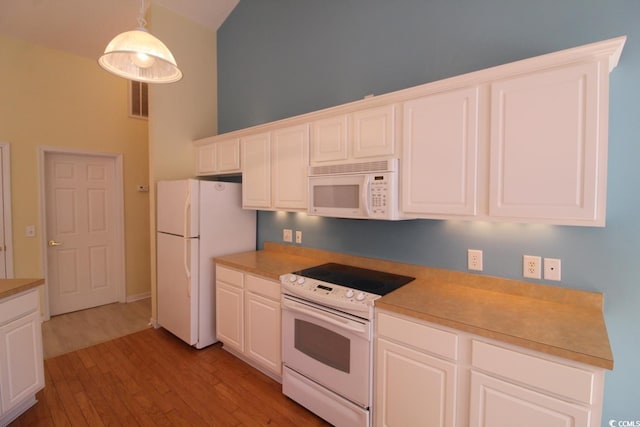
<box><xmin>98</xmin><ymin>0</ymin><xmax>182</xmax><ymax>84</ymax></box>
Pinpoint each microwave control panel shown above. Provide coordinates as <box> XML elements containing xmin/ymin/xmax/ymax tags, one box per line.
<box><xmin>370</xmin><ymin>174</ymin><xmax>390</xmax><ymax>216</ymax></box>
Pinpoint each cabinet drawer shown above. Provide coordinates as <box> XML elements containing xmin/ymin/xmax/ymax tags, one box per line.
<box><xmin>376</xmin><ymin>311</ymin><xmax>458</xmax><ymax>360</ymax></box>
<box><xmin>246</xmin><ymin>274</ymin><xmax>280</xmax><ymax>301</ymax></box>
<box><xmin>471</xmin><ymin>340</ymin><xmax>595</xmax><ymax>404</ymax></box>
<box><xmin>0</xmin><ymin>289</ymin><xmax>39</xmax><ymax>325</ymax></box>
<box><xmin>216</xmin><ymin>265</ymin><xmax>244</xmax><ymax>288</ymax></box>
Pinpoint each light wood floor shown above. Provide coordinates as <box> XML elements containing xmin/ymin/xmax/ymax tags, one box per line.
<box><xmin>42</xmin><ymin>299</ymin><xmax>152</xmax><ymax>359</ymax></box>
<box><xmin>10</xmin><ymin>329</ymin><xmax>328</xmax><ymax>427</ymax></box>
<box><xmin>12</xmin><ymin>327</ymin><xmax>331</xmax><ymax>426</ymax></box>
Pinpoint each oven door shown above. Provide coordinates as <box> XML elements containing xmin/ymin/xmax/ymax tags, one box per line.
<box><xmin>282</xmin><ymin>294</ymin><xmax>371</xmax><ymax>408</ymax></box>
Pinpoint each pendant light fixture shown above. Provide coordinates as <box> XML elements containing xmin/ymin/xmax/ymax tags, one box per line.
<box><xmin>98</xmin><ymin>0</ymin><xmax>182</xmax><ymax>83</ymax></box>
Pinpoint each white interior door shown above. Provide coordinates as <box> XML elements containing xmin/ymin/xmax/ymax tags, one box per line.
<box><xmin>45</xmin><ymin>152</ymin><xmax>124</xmax><ymax>315</ymax></box>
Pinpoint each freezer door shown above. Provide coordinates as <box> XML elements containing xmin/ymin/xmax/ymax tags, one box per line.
<box><xmin>157</xmin><ymin>179</ymin><xmax>199</xmax><ymax>237</ymax></box>
<box><xmin>157</xmin><ymin>232</ymin><xmax>199</xmax><ymax>345</ymax></box>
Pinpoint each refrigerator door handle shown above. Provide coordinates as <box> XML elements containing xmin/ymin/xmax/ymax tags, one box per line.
<box><xmin>183</xmin><ymin>185</ymin><xmax>191</xmax><ymax>238</ymax></box>
<box><xmin>183</xmin><ymin>187</ymin><xmax>192</xmax><ymax>297</ymax></box>
<box><xmin>184</xmin><ymin>237</ymin><xmax>191</xmax><ymax>297</ymax></box>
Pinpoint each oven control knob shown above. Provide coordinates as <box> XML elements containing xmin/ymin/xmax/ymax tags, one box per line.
<box><xmin>356</xmin><ymin>292</ymin><xmax>366</xmax><ymax>301</ymax></box>
<box><xmin>345</xmin><ymin>289</ymin><xmax>354</xmax><ymax>298</ymax></box>
<box><xmin>296</xmin><ymin>277</ymin><xmax>306</xmax><ymax>285</ymax></box>
<box><xmin>288</xmin><ymin>274</ymin><xmax>298</xmax><ymax>283</ymax></box>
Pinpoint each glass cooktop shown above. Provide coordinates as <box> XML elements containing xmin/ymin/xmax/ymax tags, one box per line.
<box><xmin>294</xmin><ymin>262</ymin><xmax>415</xmax><ymax>296</ymax></box>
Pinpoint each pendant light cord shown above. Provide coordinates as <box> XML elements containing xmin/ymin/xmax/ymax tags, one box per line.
<box><xmin>136</xmin><ymin>0</ymin><xmax>147</xmax><ymax>30</ymax></box>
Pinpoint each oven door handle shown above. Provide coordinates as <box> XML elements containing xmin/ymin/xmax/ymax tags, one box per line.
<box><xmin>283</xmin><ymin>298</ymin><xmax>369</xmax><ymax>336</ymax></box>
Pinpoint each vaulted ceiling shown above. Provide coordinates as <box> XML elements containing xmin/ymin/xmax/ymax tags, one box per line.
<box><xmin>0</xmin><ymin>0</ymin><xmax>238</xmax><ymax>59</ymax></box>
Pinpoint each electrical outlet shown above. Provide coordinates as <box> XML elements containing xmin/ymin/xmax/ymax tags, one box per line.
<box><xmin>295</xmin><ymin>230</ymin><xmax>302</xmax><ymax>244</ymax></box>
<box><xmin>283</xmin><ymin>229</ymin><xmax>293</xmax><ymax>243</ymax></box>
<box><xmin>467</xmin><ymin>249</ymin><xmax>483</xmax><ymax>271</ymax></box>
<box><xmin>544</xmin><ymin>258</ymin><xmax>561</xmax><ymax>281</ymax></box>
<box><xmin>523</xmin><ymin>255</ymin><xmax>541</xmax><ymax>279</ymax></box>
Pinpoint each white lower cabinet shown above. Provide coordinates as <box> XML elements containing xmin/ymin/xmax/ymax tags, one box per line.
<box><xmin>376</xmin><ymin>337</ymin><xmax>457</xmax><ymax>427</ymax></box>
<box><xmin>244</xmin><ymin>274</ymin><xmax>281</xmax><ymax>375</ymax></box>
<box><xmin>469</xmin><ymin>339</ymin><xmax>601</xmax><ymax>427</ymax></box>
<box><xmin>469</xmin><ymin>371</ymin><xmax>590</xmax><ymax>427</ymax></box>
<box><xmin>374</xmin><ymin>309</ymin><xmax>605</xmax><ymax>427</ymax></box>
<box><xmin>0</xmin><ymin>287</ymin><xmax>45</xmax><ymax>426</ymax></box>
<box><xmin>375</xmin><ymin>311</ymin><xmax>459</xmax><ymax>427</ymax></box>
<box><xmin>215</xmin><ymin>281</ymin><xmax>244</xmax><ymax>353</ymax></box>
<box><xmin>215</xmin><ymin>265</ymin><xmax>282</xmax><ymax>379</ymax></box>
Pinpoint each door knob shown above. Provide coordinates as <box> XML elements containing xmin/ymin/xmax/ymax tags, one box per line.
<box><xmin>48</xmin><ymin>240</ymin><xmax>63</xmax><ymax>247</ymax></box>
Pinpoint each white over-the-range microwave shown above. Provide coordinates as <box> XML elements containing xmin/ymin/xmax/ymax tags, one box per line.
<box><xmin>308</xmin><ymin>158</ymin><xmax>406</xmax><ymax>220</ymax></box>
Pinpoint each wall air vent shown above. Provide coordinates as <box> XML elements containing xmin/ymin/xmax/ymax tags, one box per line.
<box><xmin>310</xmin><ymin>159</ymin><xmax>398</xmax><ymax>176</ymax></box>
<box><xmin>129</xmin><ymin>80</ymin><xmax>148</xmax><ymax>119</ymax></box>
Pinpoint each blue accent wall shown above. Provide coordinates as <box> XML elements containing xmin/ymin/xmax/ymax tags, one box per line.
<box><xmin>218</xmin><ymin>0</ymin><xmax>640</xmax><ymax>421</ymax></box>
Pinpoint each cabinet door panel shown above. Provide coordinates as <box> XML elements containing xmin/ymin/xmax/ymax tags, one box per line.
<box><xmin>245</xmin><ymin>292</ymin><xmax>281</xmax><ymax>375</ymax></box>
<box><xmin>311</xmin><ymin>115</ymin><xmax>349</xmax><ymax>164</ymax></box>
<box><xmin>402</xmin><ymin>87</ymin><xmax>479</xmax><ymax>216</ymax></box>
<box><xmin>0</xmin><ymin>311</ymin><xmax>44</xmax><ymax>413</ymax></box>
<box><xmin>470</xmin><ymin>371</ymin><xmax>590</xmax><ymax>427</ymax></box>
<box><xmin>216</xmin><ymin>139</ymin><xmax>241</xmax><ymax>172</ymax></box>
<box><xmin>376</xmin><ymin>337</ymin><xmax>457</xmax><ymax>427</ymax></box>
<box><xmin>196</xmin><ymin>144</ymin><xmax>216</xmax><ymax>175</ymax></box>
<box><xmin>353</xmin><ymin>104</ymin><xmax>396</xmax><ymax>159</ymax></box>
<box><xmin>489</xmin><ymin>62</ymin><xmax>602</xmax><ymax>222</ymax></box>
<box><xmin>272</xmin><ymin>124</ymin><xmax>309</xmax><ymax>210</ymax></box>
<box><xmin>215</xmin><ymin>282</ymin><xmax>244</xmax><ymax>352</ymax></box>
<box><xmin>242</xmin><ymin>132</ymin><xmax>271</xmax><ymax>209</ymax></box>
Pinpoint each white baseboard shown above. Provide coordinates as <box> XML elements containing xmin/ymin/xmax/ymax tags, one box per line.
<box><xmin>126</xmin><ymin>292</ymin><xmax>151</xmax><ymax>303</ymax></box>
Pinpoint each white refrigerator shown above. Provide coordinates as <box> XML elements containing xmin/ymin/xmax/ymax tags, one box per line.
<box><xmin>156</xmin><ymin>179</ymin><xmax>256</xmax><ymax>348</ymax></box>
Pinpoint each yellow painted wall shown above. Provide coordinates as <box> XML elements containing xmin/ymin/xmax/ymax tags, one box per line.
<box><xmin>0</xmin><ymin>34</ymin><xmax>150</xmax><ymax>298</ymax></box>
<box><xmin>146</xmin><ymin>5</ymin><xmax>218</xmax><ymax>321</ymax></box>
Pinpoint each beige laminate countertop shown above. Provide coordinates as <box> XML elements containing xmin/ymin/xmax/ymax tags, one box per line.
<box><xmin>0</xmin><ymin>278</ymin><xmax>44</xmax><ymax>299</ymax></box>
<box><xmin>215</xmin><ymin>242</ymin><xmax>613</xmax><ymax>370</ymax></box>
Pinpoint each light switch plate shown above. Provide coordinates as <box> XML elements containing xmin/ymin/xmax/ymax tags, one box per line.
<box><xmin>283</xmin><ymin>229</ymin><xmax>293</xmax><ymax>242</ymax></box>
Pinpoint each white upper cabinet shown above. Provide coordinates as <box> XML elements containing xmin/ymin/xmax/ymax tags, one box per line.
<box><xmin>352</xmin><ymin>104</ymin><xmax>397</xmax><ymax>159</ymax></box>
<box><xmin>241</xmin><ymin>124</ymin><xmax>310</xmax><ymax>212</ymax></box>
<box><xmin>197</xmin><ymin>37</ymin><xmax>624</xmax><ymax>225</ymax></box>
<box><xmin>398</xmin><ymin>36</ymin><xmax>624</xmax><ymax>226</ymax></box>
<box><xmin>242</xmin><ymin>132</ymin><xmax>271</xmax><ymax>209</ymax></box>
<box><xmin>310</xmin><ymin>104</ymin><xmax>397</xmax><ymax>165</ymax></box>
<box><xmin>489</xmin><ymin>61</ymin><xmax>605</xmax><ymax>225</ymax></box>
<box><xmin>195</xmin><ymin>137</ymin><xmax>241</xmax><ymax>176</ymax></box>
<box><xmin>402</xmin><ymin>87</ymin><xmax>480</xmax><ymax>217</ymax></box>
<box><xmin>311</xmin><ymin>114</ymin><xmax>349</xmax><ymax>163</ymax></box>
<box><xmin>272</xmin><ymin>124</ymin><xmax>310</xmax><ymax>211</ymax></box>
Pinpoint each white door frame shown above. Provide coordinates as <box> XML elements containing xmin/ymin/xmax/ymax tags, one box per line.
<box><xmin>38</xmin><ymin>147</ymin><xmax>126</xmax><ymax>320</ymax></box>
<box><xmin>0</xmin><ymin>142</ymin><xmax>14</xmax><ymax>278</ymax></box>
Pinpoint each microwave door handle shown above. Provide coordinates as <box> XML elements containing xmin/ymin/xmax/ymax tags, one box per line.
<box><xmin>361</xmin><ymin>175</ymin><xmax>371</xmax><ymax>216</ymax></box>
